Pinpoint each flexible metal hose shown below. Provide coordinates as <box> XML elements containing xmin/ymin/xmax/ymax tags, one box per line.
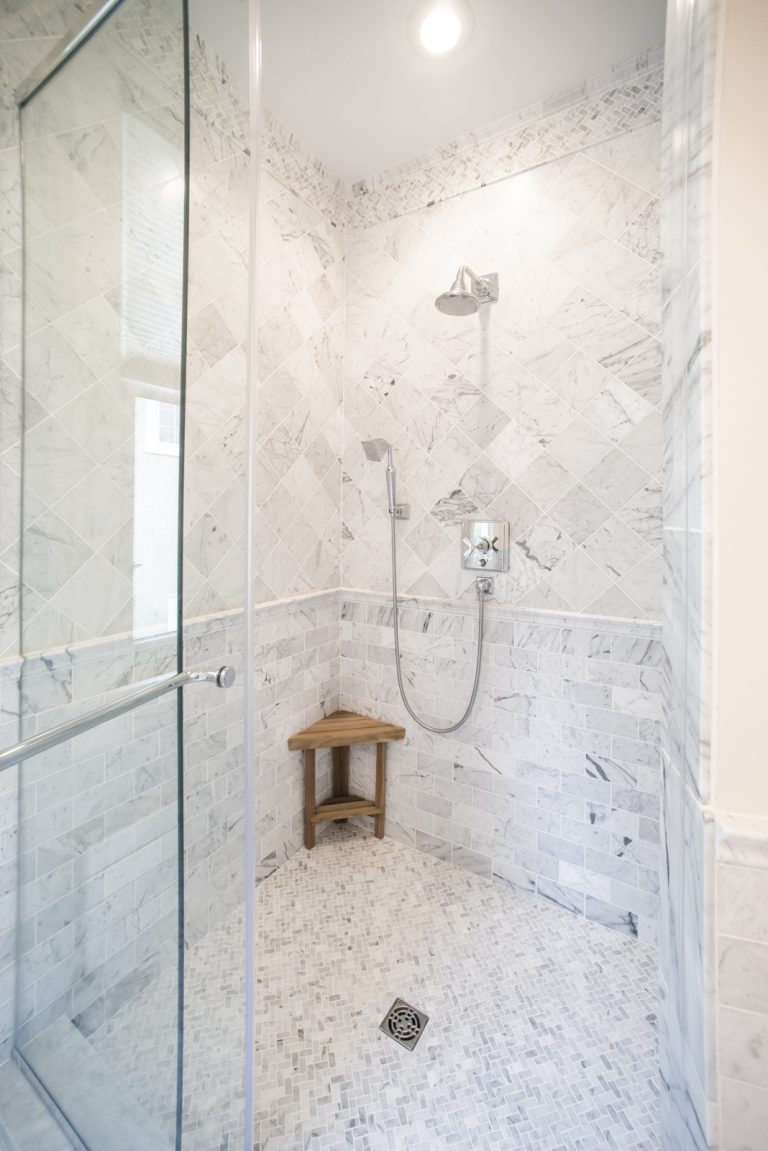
<box><xmin>389</xmin><ymin>510</ymin><xmax>485</xmax><ymax>734</ymax></box>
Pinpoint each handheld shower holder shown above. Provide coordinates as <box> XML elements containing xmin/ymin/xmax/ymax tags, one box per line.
<box><xmin>389</xmin><ymin>504</ymin><xmax>410</xmax><ymax>519</ymax></box>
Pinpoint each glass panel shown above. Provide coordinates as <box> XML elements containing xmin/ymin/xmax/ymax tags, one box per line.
<box><xmin>14</xmin><ymin>0</ymin><xmax>188</xmax><ymax>1145</ymax></box>
<box><xmin>15</xmin><ymin>699</ymin><xmax>180</xmax><ymax>1149</ymax></box>
<box><xmin>18</xmin><ymin>3</ymin><xmax>186</xmax><ymax>654</ymax></box>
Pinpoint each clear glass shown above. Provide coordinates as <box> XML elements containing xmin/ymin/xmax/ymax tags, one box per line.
<box><xmin>15</xmin><ymin>0</ymin><xmax>188</xmax><ymax>1145</ymax></box>
<box><xmin>14</xmin><ymin>699</ymin><xmax>181</xmax><ymax>1148</ymax></box>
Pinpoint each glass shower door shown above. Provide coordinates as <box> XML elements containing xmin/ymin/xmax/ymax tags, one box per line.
<box><xmin>12</xmin><ymin>1</ymin><xmax>189</xmax><ymax>1145</ymax></box>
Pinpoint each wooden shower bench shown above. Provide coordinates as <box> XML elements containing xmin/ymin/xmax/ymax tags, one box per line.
<box><xmin>287</xmin><ymin>710</ymin><xmax>405</xmax><ymax>849</ymax></box>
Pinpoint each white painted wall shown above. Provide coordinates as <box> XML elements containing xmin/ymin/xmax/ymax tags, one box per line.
<box><xmin>713</xmin><ymin>0</ymin><xmax>768</xmax><ymax>814</ymax></box>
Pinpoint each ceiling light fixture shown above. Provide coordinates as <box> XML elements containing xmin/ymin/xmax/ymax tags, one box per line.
<box><xmin>408</xmin><ymin>1</ymin><xmax>474</xmax><ymax>59</ymax></box>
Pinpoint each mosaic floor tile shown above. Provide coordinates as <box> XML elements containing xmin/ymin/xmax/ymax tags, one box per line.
<box><xmin>92</xmin><ymin>824</ymin><xmax>659</xmax><ymax>1150</ymax></box>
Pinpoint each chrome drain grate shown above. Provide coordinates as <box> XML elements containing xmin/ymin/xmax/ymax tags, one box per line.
<box><xmin>380</xmin><ymin>998</ymin><xmax>429</xmax><ymax>1050</ymax></box>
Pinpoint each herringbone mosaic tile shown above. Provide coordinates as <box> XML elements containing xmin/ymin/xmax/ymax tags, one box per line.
<box><xmin>94</xmin><ymin>824</ymin><xmax>659</xmax><ymax>1150</ymax></box>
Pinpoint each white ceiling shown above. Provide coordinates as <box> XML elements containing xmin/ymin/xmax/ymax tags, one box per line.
<box><xmin>260</xmin><ymin>0</ymin><xmax>666</xmax><ymax>185</ymax></box>
<box><xmin>190</xmin><ymin>1</ymin><xmax>666</xmax><ymax>187</ymax></box>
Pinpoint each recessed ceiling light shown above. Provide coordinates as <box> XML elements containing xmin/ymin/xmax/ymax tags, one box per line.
<box><xmin>408</xmin><ymin>1</ymin><xmax>474</xmax><ymax>59</ymax></box>
<box><xmin>420</xmin><ymin>8</ymin><xmax>461</xmax><ymax>53</ymax></box>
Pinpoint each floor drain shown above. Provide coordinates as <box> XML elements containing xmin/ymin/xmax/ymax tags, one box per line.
<box><xmin>380</xmin><ymin>998</ymin><xmax>429</xmax><ymax>1050</ymax></box>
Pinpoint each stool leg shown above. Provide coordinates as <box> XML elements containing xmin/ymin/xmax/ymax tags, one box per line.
<box><xmin>304</xmin><ymin>748</ymin><xmax>316</xmax><ymax>849</ymax></box>
<box><xmin>374</xmin><ymin>743</ymin><xmax>386</xmax><ymax>839</ymax></box>
<box><xmin>332</xmin><ymin>745</ymin><xmax>349</xmax><ymax>798</ymax></box>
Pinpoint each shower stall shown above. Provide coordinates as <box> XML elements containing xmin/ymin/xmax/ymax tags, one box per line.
<box><xmin>0</xmin><ymin>0</ymin><xmax>758</xmax><ymax>1148</ymax></box>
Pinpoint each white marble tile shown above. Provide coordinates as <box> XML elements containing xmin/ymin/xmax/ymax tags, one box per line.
<box><xmin>719</xmin><ymin>1006</ymin><xmax>768</xmax><ymax>1091</ymax></box>
<box><xmin>720</xmin><ymin>1077</ymin><xmax>768</xmax><ymax>1151</ymax></box>
<box><xmin>719</xmin><ymin>937</ymin><xmax>768</xmax><ymax>1015</ymax></box>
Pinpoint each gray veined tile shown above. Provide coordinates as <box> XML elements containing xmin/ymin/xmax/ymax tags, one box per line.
<box><xmin>517</xmin><ymin>387</ymin><xmax>574</xmax><ymax>446</ymax></box>
<box><xmin>22</xmin><ymin>134</ymin><xmax>104</xmax><ymax>232</ymax></box>
<box><xmin>547</xmin><ymin>549</ymin><xmax>614</xmax><ymax>612</ymax></box>
<box><xmin>583</xmin><ymin>517</ymin><xmax>651</xmax><ymax>580</ymax></box>
<box><xmin>546</xmin><ymin>415</ymin><xmax>613</xmax><ymax>479</ymax></box>
<box><xmin>13</xmin><ymin>232</ymin><xmax>100</xmax><ymax>322</ymax></box>
<box><xmin>619</xmin><ymin>481</ymin><xmax>663</xmax><ymax>548</ymax></box>
<box><xmin>22</xmin><ymin>508</ymin><xmax>93</xmax><ymax>602</ymax></box>
<box><xmin>51</xmin><ymin>552</ymin><xmax>133</xmax><ymax>637</ymax></box>
<box><xmin>549</xmin><ymin>220</ymin><xmax>612</xmax><ymax>281</ymax></box>
<box><xmin>580</xmin><ymin>312</ymin><xmax>656</xmax><ymax>379</ymax></box>
<box><xmin>547</xmin><ymin>287</ymin><xmax>615</xmax><ymax>348</ymax></box>
<box><xmin>546</xmin><ymin>153</ymin><xmax>614</xmax><ymax>215</ymax></box>
<box><xmin>429</xmin><ymin>489</ymin><xmax>478</xmax><ymax>526</ymax></box>
<box><xmin>618</xmin><ymin>551</ymin><xmax>663</xmax><ymax>619</ymax></box>
<box><xmin>515</xmin><ymin>516</ymin><xmax>574</xmax><ymax>574</ymax></box>
<box><xmin>54</xmin><ymin>295</ymin><xmax>124</xmax><ymax>383</ymax></box>
<box><xmin>23</xmin><ymin>416</ymin><xmax>95</xmax><ymax>504</ymax></box>
<box><xmin>546</xmin><ymin>348</ymin><xmax>614</xmax><ymax>412</ymax></box>
<box><xmin>621</xmin><ymin>410</ymin><xmax>662</xmax><ymax>475</ymax></box>
<box><xmin>582</xmin><ymin>448</ymin><xmax>650</xmax><ymax>512</ymax></box>
<box><xmin>516</xmin><ymin>324</ymin><xmax>574</xmax><ymax>383</ymax></box>
<box><xmin>549</xmin><ymin>483</ymin><xmax>612</xmax><ymax>545</ymax></box>
<box><xmin>52</xmin><ymin>469</ymin><xmax>132</xmax><ymax>557</ymax></box>
<box><xmin>459</xmin><ymin>456</ymin><xmax>510</xmax><ymax>508</ymax></box>
<box><xmin>461</xmin><ymin>394</ymin><xmax>510</xmax><ymax>447</ymax></box>
<box><xmin>619</xmin><ymin>267</ymin><xmax>662</xmax><ymax>338</ymax></box>
<box><xmin>589</xmin><ymin>584</ymin><xmax>649</xmax><ymax>621</ymax></box>
<box><xmin>580</xmin><ymin>172</ymin><xmax>653</xmax><ymax>241</ymax></box>
<box><xmin>578</xmin><ymin>244</ymin><xmax>653</xmax><ymax>314</ymax></box>
<box><xmin>516</xmin><ymin>453</ymin><xmax>576</xmax><ymax>510</ymax></box>
<box><xmin>620</xmin><ymin>199</ymin><xmax>662</xmax><ymax>266</ymax></box>
<box><xmin>483</xmin><ymin>417</ymin><xmax>543</xmax><ymax>482</ymax></box>
<box><xmin>617</xmin><ymin>336</ymin><xmax>663</xmax><ymax>407</ymax></box>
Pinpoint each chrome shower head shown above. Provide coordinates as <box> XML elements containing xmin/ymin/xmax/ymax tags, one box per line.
<box><xmin>435</xmin><ymin>267</ymin><xmax>499</xmax><ymax>316</ymax></box>
<box><xmin>362</xmin><ymin>438</ymin><xmax>397</xmax><ymax>512</ymax></box>
<box><xmin>362</xmin><ymin>438</ymin><xmax>391</xmax><ymax>462</ymax></box>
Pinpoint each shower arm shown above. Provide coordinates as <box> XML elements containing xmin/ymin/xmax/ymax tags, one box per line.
<box><xmin>460</xmin><ymin>266</ymin><xmax>482</xmax><ymax>287</ymax></box>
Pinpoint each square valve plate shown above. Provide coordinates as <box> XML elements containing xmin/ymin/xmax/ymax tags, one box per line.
<box><xmin>461</xmin><ymin>519</ymin><xmax>509</xmax><ymax>572</ymax></box>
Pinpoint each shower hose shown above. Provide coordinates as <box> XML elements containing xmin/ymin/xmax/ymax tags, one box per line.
<box><xmin>389</xmin><ymin>510</ymin><xmax>485</xmax><ymax>734</ymax></box>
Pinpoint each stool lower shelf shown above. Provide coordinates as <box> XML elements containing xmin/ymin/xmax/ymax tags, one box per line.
<box><xmin>310</xmin><ymin>795</ymin><xmax>383</xmax><ymax>823</ymax></box>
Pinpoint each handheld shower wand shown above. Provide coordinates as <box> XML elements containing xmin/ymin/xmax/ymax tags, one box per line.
<box><xmin>362</xmin><ymin>438</ymin><xmax>397</xmax><ymax>513</ymax></box>
<box><xmin>361</xmin><ymin>438</ymin><xmax>487</xmax><ymax>734</ymax></box>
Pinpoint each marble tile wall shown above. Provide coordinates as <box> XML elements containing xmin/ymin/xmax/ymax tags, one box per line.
<box><xmin>659</xmin><ymin>0</ymin><xmax>719</xmax><ymax>1147</ymax></box>
<box><xmin>250</xmin><ymin>592</ymin><xmax>340</xmax><ymax>875</ymax></box>
<box><xmin>340</xmin><ymin>591</ymin><xmax>663</xmax><ymax>941</ymax></box>
<box><xmin>715</xmin><ymin>819</ymin><xmax>768</xmax><ymax>1151</ymax></box>
<box><xmin>343</xmin><ymin>122</ymin><xmax>663</xmax><ymax>619</ymax></box>
<box><xmin>252</xmin><ymin>160</ymin><xmax>345</xmax><ymax>602</ymax></box>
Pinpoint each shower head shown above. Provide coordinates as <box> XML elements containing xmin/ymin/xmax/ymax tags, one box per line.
<box><xmin>362</xmin><ymin>438</ymin><xmax>391</xmax><ymax>462</ymax></box>
<box><xmin>362</xmin><ymin>438</ymin><xmax>397</xmax><ymax>512</ymax></box>
<box><xmin>435</xmin><ymin>266</ymin><xmax>499</xmax><ymax>316</ymax></box>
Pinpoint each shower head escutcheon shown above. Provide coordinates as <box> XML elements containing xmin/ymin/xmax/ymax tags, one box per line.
<box><xmin>435</xmin><ymin>266</ymin><xmax>499</xmax><ymax>316</ymax></box>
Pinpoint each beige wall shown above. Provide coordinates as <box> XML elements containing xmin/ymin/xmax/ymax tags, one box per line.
<box><xmin>713</xmin><ymin>0</ymin><xmax>768</xmax><ymax>814</ymax></box>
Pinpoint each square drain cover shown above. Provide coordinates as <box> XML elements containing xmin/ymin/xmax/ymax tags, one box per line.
<box><xmin>380</xmin><ymin>998</ymin><xmax>429</xmax><ymax>1050</ymax></box>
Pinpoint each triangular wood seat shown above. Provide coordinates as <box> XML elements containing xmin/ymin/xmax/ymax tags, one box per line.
<box><xmin>287</xmin><ymin>710</ymin><xmax>405</xmax><ymax>848</ymax></box>
<box><xmin>287</xmin><ymin>709</ymin><xmax>405</xmax><ymax>750</ymax></box>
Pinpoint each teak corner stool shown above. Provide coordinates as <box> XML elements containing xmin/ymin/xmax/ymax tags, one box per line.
<box><xmin>287</xmin><ymin>710</ymin><xmax>405</xmax><ymax>849</ymax></box>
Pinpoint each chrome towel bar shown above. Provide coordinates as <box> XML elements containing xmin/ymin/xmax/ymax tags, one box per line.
<box><xmin>0</xmin><ymin>666</ymin><xmax>235</xmax><ymax>773</ymax></box>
